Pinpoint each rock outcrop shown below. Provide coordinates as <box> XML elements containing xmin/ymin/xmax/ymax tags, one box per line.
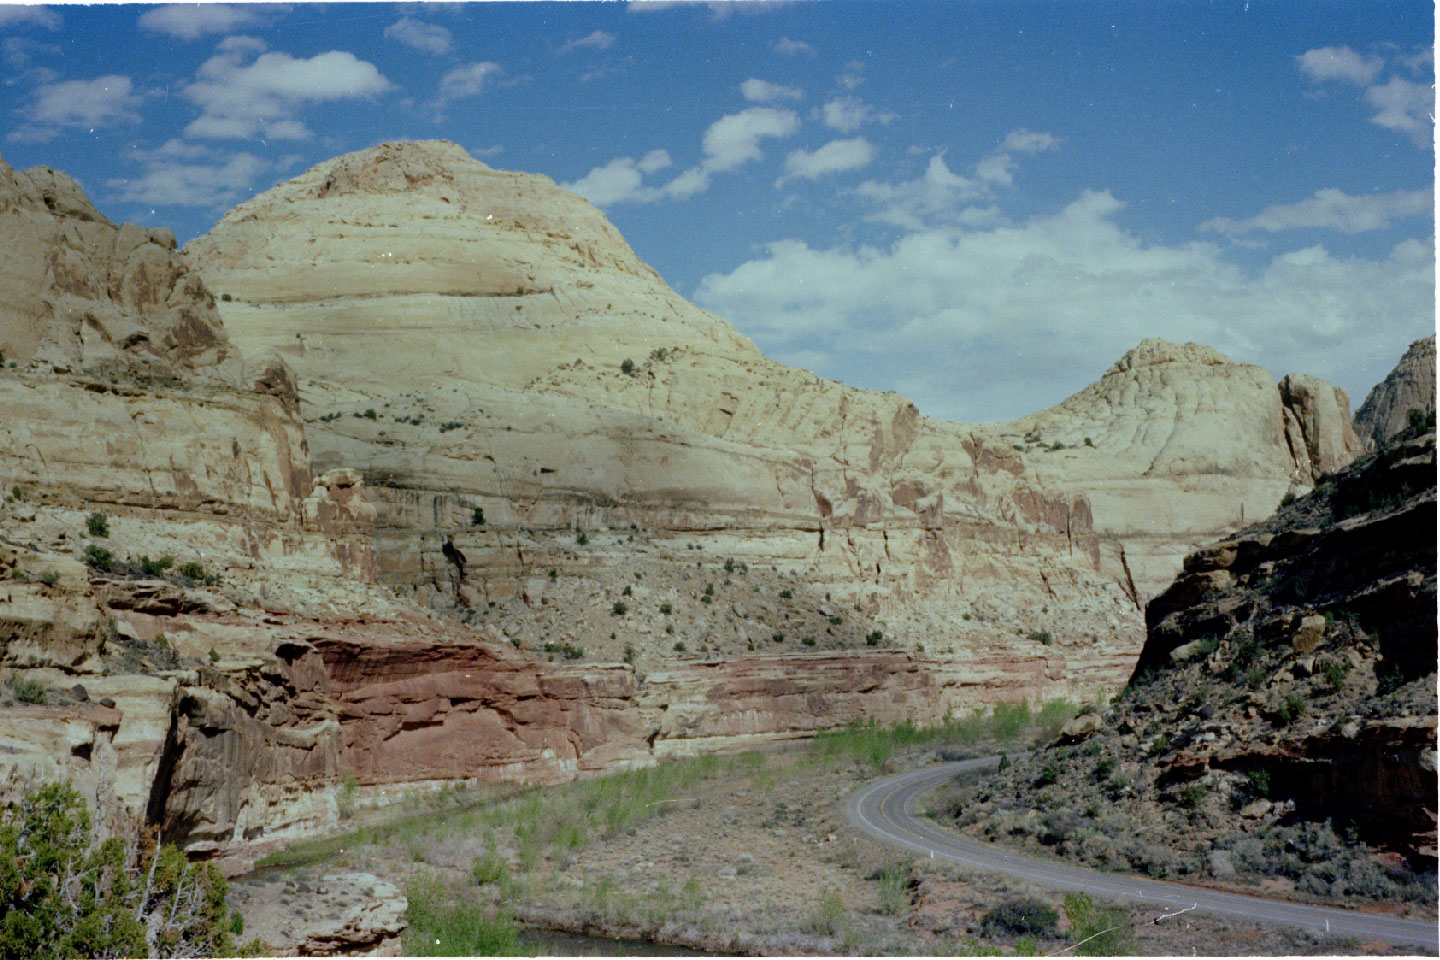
<box><xmin>952</xmin><ymin>423</ymin><xmax>1437</xmax><ymax>898</ymax></box>
<box><xmin>1355</xmin><ymin>335</ymin><xmax>1436</xmax><ymax>449</ymax></box>
<box><xmin>988</xmin><ymin>338</ymin><xmax>1364</xmax><ymax>603</ymax></box>
<box><xmin>186</xmin><ymin>139</ymin><xmax>1139</xmax><ymax>682</ymax></box>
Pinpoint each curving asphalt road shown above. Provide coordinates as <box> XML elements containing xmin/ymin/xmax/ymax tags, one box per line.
<box><xmin>845</xmin><ymin>758</ymin><xmax>1439</xmax><ymax>952</ymax></box>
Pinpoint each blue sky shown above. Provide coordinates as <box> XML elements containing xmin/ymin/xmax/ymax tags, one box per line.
<box><xmin>1</xmin><ymin>1</ymin><xmax>1433</xmax><ymax>422</ymax></box>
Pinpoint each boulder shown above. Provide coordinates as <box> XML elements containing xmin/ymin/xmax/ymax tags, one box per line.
<box><xmin>1290</xmin><ymin>614</ymin><xmax>1327</xmax><ymax>653</ymax></box>
<box><xmin>1059</xmin><ymin>712</ymin><xmax>1104</xmax><ymax>741</ymax></box>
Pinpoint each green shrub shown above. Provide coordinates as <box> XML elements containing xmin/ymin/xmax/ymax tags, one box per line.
<box><xmin>1321</xmin><ymin>660</ymin><xmax>1349</xmax><ymax>690</ymax></box>
<box><xmin>876</xmin><ymin>861</ymin><xmax>911</xmax><ymax>916</ymax></box>
<box><xmin>772</xmin><ymin>632</ymin><xmax>785</xmax><ymax>643</ymax></box>
<box><xmin>1275</xmin><ymin>693</ymin><xmax>1305</xmax><ymax>725</ymax></box>
<box><xmin>807</xmin><ymin>888</ymin><xmax>846</xmax><ymax>936</ymax></box>
<box><xmin>11</xmin><ymin>675</ymin><xmax>46</xmax><ymax>705</ymax></box>
<box><xmin>611</xmin><ymin>600</ymin><xmax>627</xmax><ymax>616</ymax></box>
<box><xmin>659</xmin><ymin>602</ymin><xmax>672</xmax><ymax>615</ymax></box>
<box><xmin>176</xmin><ymin>561</ymin><xmax>218</xmax><ymax>585</ymax></box>
<box><xmin>137</xmin><ymin>555</ymin><xmax>173</xmax><ymax>577</ymax></box>
<box><xmin>1062</xmin><ymin>892</ymin><xmax>1135</xmax><ymax>956</ymax></box>
<box><xmin>1028</xmin><ymin>630</ymin><xmax>1052</xmax><ymax>645</ymax></box>
<box><xmin>801</xmin><ymin>636</ymin><xmax>815</xmax><ymax>647</ymax></box>
<box><xmin>82</xmin><ymin>544</ymin><xmax>112</xmax><ymax>573</ymax></box>
<box><xmin>980</xmin><ymin>897</ymin><xmax>1059</xmax><ymax>939</ymax></box>
<box><xmin>1148</xmin><ymin>734</ymin><xmax>1170</xmax><ymax>755</ymax></box>
<box><xmin>0</xmin><ymin>781</ymin><xmax>238</xmax><ymax>960</ymax></box>
<box><xmin>1246</xmin><ymin>769</ymin><xmax>1271</xmax><ymax>797</ymax></box>
<box><xmin>402</xmin><ymin>871</ymin><xmax>521</xmax><ymax>956</ymax></box>
<box><xmin>38</xmin><ymin>570</ymin><xmax>59</xmax><ymax>587</ymax></box>
<box><xmin>470</xmin><ymin>850</ymin><xmax>508</xmax><ymax>887</ymax></box>
<box><xmin>363</xmin><ymin>408</ymin><xmax>378</xmax><ymax>420</ymax></box>
<box><xmin>1179</xmin><ymin>783</ymin><xmax>1209</xmax><ymax>809</ymax></box>
<box><xmin>673</xmin><ymin>642</ymin><xmax>686</xmax><ymax>652</ymax></box>
<box><xmin>1035</xmin><ymin>761</ymin><xmax>1062</xmax><ymax>787</ymax></box>
<box><xmin>778</xmin><ymin>589</ymin><xmax>792</xmax><ymax>599</ymax></box>
<box><xmin>208</xmin><ymin>649</ymin><xmax>220</xmax><ymax>663</ymax></box>
<box><xmin>576</xmin><ymin>530</ymin><xmax>588</xmax><ymax>546</ymax></box>
<box><xmin>220</xmin><ymin>292</ymin><xmax>232</xmax><ymax>302</ymax></box>
<box><xmin>85</xmin><ymin>513</ymin><xmax>109</xmax><ymax>538</ymax></box>
<box><xmin>620</xmin><ymin>358</ymin><xmax>636</xmax><ymax>375</ymax></box>
<box><xmin>471</xmin><ymin>508</ymin><xmax>485</xmax><ymax>527</ymax></box>
<box><xmin>1092</xmin><ymin>757</ymin><xmax>1114</xmax><ymax>781</ymax></box>
<box><xmin>865</xmin><ymin>630</ymin><xmax>883</xmax><ymax>646</ymax></box>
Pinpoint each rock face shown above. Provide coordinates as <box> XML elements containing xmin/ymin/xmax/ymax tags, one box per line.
<box><xmin>988</xmin><ymin>338</ymin><xmax>1364</xmax><ymax>603</ymax></box>
<box><xmin>952</xmin><ymin>426</ymin><xmax>1437</xmax><ymax>896</ymax></box>
<box><xmin>0</xmin><ymin>157</ymin><xmax>237</xmax><ymax>381</ymax></box>
<box><xmin>1355</xmin><ymin>335</ymin><xmax>1436</xmax><ymax>449</ymax></box>
<box><xmin>187</xmin><ymin>139</ymin><xmax>1139</xmax><ymax>686</ymax></box>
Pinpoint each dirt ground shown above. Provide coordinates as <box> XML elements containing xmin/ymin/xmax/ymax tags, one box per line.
<box><xmin>231</xmin><ymin>738</ymin><xmax>1415</xmax><ymax>956</ymax></box>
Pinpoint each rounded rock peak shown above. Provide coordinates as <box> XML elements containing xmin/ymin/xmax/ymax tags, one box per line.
<box><xmin>1105</xmin><ymin>337</ymin><xmax>1235</xmax><ymax>376</ymax></box>
<box><xmin>310</xmin><ymin>140</ymin><xmax>487</xmax><ymax>199</ymax></box>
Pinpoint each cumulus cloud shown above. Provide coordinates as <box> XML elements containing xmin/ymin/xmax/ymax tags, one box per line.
<box><xmin>0</xmin><ymin>6</ymin><xmax>59</xmax><ymax>29</ymax></box>
<box><xmin>773</xmin><ymin>36</ymin><xmax>814</xmax><ymax>56</ymax></box>
<box><xmin>138</xmin><ymin>4</ymin><xmax>263</xmax><ymax>40</ymax></box>
<box><xmin>741</xmin><ymin>77</ymin><xmax>802</xmax><ymax>102</ymax></box>
<box><xmin>107</xmin><ymin>140</ymin><xmax>266</xmax><ymax>208</ymax></box>
<box><xmin>384</xmin><ymin>17</ymin><xmax>453</xmax><ymax>55</ymax></box>
<box><xmin>1001</xmin><ymin>129</ymin><xmax>1060</xmax><ymax>153</ymax></box>
<box><xmin>837</xmin><ymin>59</ymin><xmax>865</xmax><ymax>91</ymax></box>
<box><xmin>184</xmin><ymin>37</ymin><xmax>390</xmax><ymax>140</ymax></box>
<box><xmin>700</xmin><ymin>105</ymin><xmax>798</xmax><ymax>171</ymax></box>
<box><xmin>1365</xmin><ymin>77</ymin><xmax>1434</xmax><ymax>147</ymax></box>
<box><xmin>558</xmin><ymin>30</ymin><xmax>615</xmax><ymax>53</ymax></box>
<box><xmin>1296</xmin><ymin>47</ymin><xmax>1434</xmax><ymax>148</ymax></box>
<box><xmin>853</xmin><ymin>131</ymin><xmax>1057</xmax><ymax>227</ymax></box>
<box><xmin>437</xmin><ymin>62</ymin><xmax>502</xmax><ymax>102</ymax></box>
<box><xmin>11</xmin><ymin>74</ymin><xmax>141</xmax><ymax>140</ymax></box>
<box><xmin>820</xmin><ymin>96</ymin><xmax>894</xmax><ymax>132</ymax></box>
<box><xmin>695</xmin><ymin>192</ymin><xmax>1435</xmax><ymax>422</ymax></box>
<box><xmin>777</xmin><ymin>137</ymin><xmax>874</xmax><ymax>185</ymax></box>
<box><xmin>1295</xmin><ymin>45</ymin><xmax>1384</xmax><ymax>85</ymax></box>
<box><xmin>564</xmin><ymin>106</ymin><xmax>798</xmax><ymax>206</ymax></box>
<box><xmin>1201</xmin><ymin>188</ymin><xmax>1433</xmax><ymax>235</ymax></box>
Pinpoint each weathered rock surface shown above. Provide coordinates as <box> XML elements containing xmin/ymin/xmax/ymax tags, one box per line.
<box><xmin>954</xmin><ymin>419</ymin><xmax>1436</xmax><ymax>898</ymax></box>
<box><xmin>187</xmin><ymin>139</ymin><xmax>1139</xmax><ymax>684</ymax></box>
<box><xmin>988</xmin><ymin>338</ymin><xmax>1364</xmax><ymax>603</ymax></box>
<box><xmin>0</xmin><ymin>155</ymin><xmax>237</xmax><ymax>381</ymax></box>
<box><xmin>1355</xmin><ymin>335</ymin><xmax>1436</xmax><ymax>449</ymax></box>
<box><xmin>229</xmin><ymin>871</ymin><xmax>406</xmax><ymax>956</ymax></box>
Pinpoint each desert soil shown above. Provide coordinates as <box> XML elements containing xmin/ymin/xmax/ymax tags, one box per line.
<box><xmin>229</xmin><ymin>737</ymin><xmax>1411</xmax><ymax>956</ymax></box>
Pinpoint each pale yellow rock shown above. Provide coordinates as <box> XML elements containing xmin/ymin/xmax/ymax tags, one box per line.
<box><xmin>1291</xmin><ymin>614</ymin><xmax>1328</xmax><ymax>653</ymax></box>
<box><xmin>1355</xmin><ymin>335</ymin><xmax>1436</xmax><ymax>448</ymax></box>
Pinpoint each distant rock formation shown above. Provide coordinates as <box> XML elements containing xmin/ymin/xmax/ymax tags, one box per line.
<box><xmin>1355</xmin><ymin>335</ymin><xmax>1436</xmax><ymax>449</ymax></box>
<box><xmin>990</xmin><ymin>338</ymin><xmax>1364</xmax><ymax>604</ymax></box>
<box><xmin>0</xmin><ymin>156</ymin><xmax>237</xmax><ymax>382</ymax></box>
<box><xmin>188</xmin><ymin>139</ymin><xmax>1140</xmax><ymax>691</ymax></box>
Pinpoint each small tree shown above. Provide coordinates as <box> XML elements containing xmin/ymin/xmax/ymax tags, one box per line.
<box><xmin>85</xmin><ymin>513</ymin><xmax>109</xmax><ymax>538</ymax></box>
<box><xmin>620</xmin><ymin>358</ymin><xmax>636</xmax><ymax>375</ymax></box>
<box><xmin>0</xmin><ymin>782</ymin><xmax>247</xmax><ymax>959</ymax></box>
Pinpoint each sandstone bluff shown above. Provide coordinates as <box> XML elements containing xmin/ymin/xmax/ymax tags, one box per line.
<box><xmin>0</xmin><ymin>141</ymin><xmax>1382</xmax><ymax>870</ymax></box>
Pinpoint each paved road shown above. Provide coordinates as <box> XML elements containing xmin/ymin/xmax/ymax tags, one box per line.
<box><xmin>844</xmin><ymin>758</ymin><xmax>1439</xmax><ymax>952</ymax></box>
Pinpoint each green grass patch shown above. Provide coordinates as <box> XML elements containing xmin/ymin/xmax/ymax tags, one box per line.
<box><xmin>402</xmin><ymin>872</ymin><xmax>528</xmax><ymax>956</ymax></box>
<box><xmin>810</xmin><ymin>699</ymin><xmax>1080</xmax><ymax>768</ymax></box>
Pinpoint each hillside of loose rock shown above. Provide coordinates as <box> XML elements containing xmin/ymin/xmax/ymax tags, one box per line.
<box><xmin>945</xmin><ymin>419</ymin><xmax>1437</xmax><ymax>907</ymax></box>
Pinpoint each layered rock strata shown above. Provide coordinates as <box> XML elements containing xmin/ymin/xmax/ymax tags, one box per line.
<box><xmin>187</xmin><ymin>140</ymin><xmax>1139</xmax><ymax>678</ymax></box>
<box><xmin>990</xmin><ymin>339</ymin><xmax>1364</xmax><ymax>603</ymax></box>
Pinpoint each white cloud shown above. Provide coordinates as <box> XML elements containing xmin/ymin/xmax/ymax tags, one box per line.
<box><xmin>184</xmin><ymin>37</ymin><xmax>391</xmax><ymax>140</ymax></box>
<box><xmin>558</xmin><ymin>30</ymin><xmax>615</xmax><ymax>53</ymax></box>
<box><xmin>1296</xmin><ymin>46</ymin><xmax>1384</xmax><ymax>85</ymax></box>
<box><xmin>13</xmin><ymin>74</ymin><xmax>142</xmax><ymax>140</ymax></box>
<box><xmin>700</xmin><ymin>105</ymin><xmax>798</xmax><ymax>171</ymax></box>
<box><xmin>1201</xmin><ymin>188</ymin><xmax>1433</xmax><ymax>235</ymax></box>
<box><xmin>0</xmin><ymin>6</ymin><xmax>59</xmax><ymax>29</ymax></box>
<box><xmin>773</xmin><ymin>36</ymin><xmax>814</xmax><ymax>56</ymax></box>
<box><xmin>437</xmin><ymin>62</ymin><xmax>503</xmax><ymax>103</ymax></box>
<box><xmin>1365</xmin><ymin>76</ymin><xmax>1434</xmax><ymax>147</ymax></box>
<box><xmin>853</xmin><ymin>154</ymin><xmax>987</xmax><ymax>229</ymax></box>
<box><xmin>741</xmin><ymin>77</ymin><xmax>802</xmax><ymax>102</ymax></box>
<box><xmin>1000</xmin><ymin>129</ymin><xmax>1059</xmax><ymax>153</ymax></box>
<box><xmin>695</xmin><ymin>192</ymin><xmax>1435</xmax><ymax>422</ymax></box>
<box><xmin>138</xmin><ymin>4</ymin><xmax>263</xmax><ymax>40</ymax></box>
<box><xmin>777</xmin><ymin>137</ymin><xmax>874</xmax><ymax>185</ymax></box>
<box><xmin>108</xmin><ymin>140</ymin><xmax>266</xmax><ymax>208</ymax></box>
<box><xmin>837</xmin><ymin>59</ymin><xmax>865</xmax><ymax>91</ymax></box>
<box><xmin>638</xmin><ymin>149</ymin><xmax>672</xmax><ymax>173</ymax></box>
<box><xmin>384</xmin><ymin>17</ymin><xmax>453</xmax><ymax>55</ymax></box>
<box><xmin>820</xmin><ymin>96</ymin><xmax>894</xmax><ymax>132</ymax></box>
<box><xmin>563</xmin><ymin>106</ymin><xmax>797</xmax><ymax>206</ymax></box>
